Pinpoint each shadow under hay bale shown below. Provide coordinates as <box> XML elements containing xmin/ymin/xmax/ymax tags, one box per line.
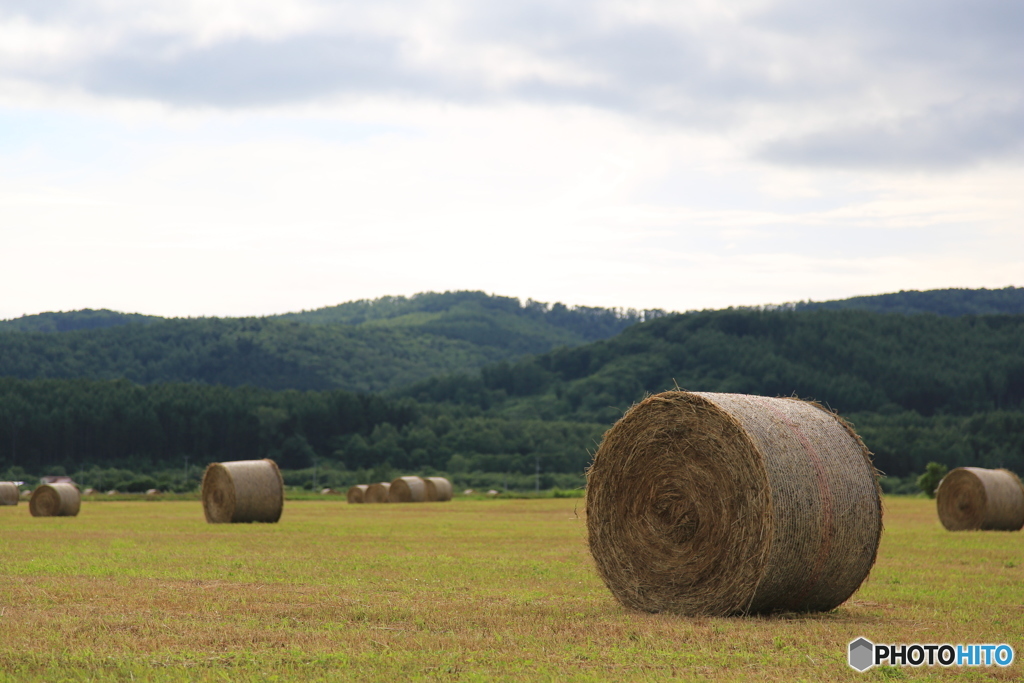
<box><xmin>936</xmin><ymin>467</ymin><xmax>1024</xmax><ymax>531</ymax></box>
<box><xmin>364</xmin><ymin>482</ymin><xmax>391</xmax><ymax>503</ymax></box>
<box><xmin>347</xmin><ymin>484</ymin><xmax>369</xmax><ymax>504</ymax></box>
<box><xmin>389</xmin><ymin>476</ymin><xmax>427</xmax><ymax>503</ymax></box>
<box><xmin>29</xmin><ymin>483</ymin><xmax>81</xmax><ymax>517</ymax></box>
<box><xmin>422</xmin><ymin>477</ymin><xmax>453</xmax><ymax>502</ymax></box>
<box><xmin>586</xmin><ymin>390</ymin><xmax>882</xmax><ymax>617</ymax></box>
<box><xmin>201</xmin><ymin>459</ymin><xmax>283</xmax><ymax>524</ymax></box>
<box><xmin>0</xmin><ymin>482</ymin><xmax>19</xmax><ymax>506</ymax></box>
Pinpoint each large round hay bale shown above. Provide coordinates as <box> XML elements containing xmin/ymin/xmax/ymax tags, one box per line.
<box><xmin>201</xmin><ymin>459</ymin><xmax>283</xmax><ymax>524</ymax></box>
<box><xmin>586</xmin><ymin>391</ymin><xmax>882</xmax><ymax>616</ymax></box>
<box><xmin>422</xmin><ymin>477</ymin><xmax>453</xmax><ymax>502</ymax></box>
<box><xmin>0</xmin><ymin>482</ymin><xmax>19</xmax><ymax>506</ymax></box>
<box><xmin>389</xmin><ymin>476</ymin><xmax>427</xmax><ymax>503</ymax></box>
<box><xmin>935</xmin><ymin>467</ymin><xmax>1024</xmax><ymax>531</ymax></box>
<box><xmin>364</xmin><ymin>482</ymin><xmax>391</xmax><ymax>503</ymax></box>
<box><xmin>347</xmin><ymin>484</ymin><xmax>369</xmax><ymax>504</ymax></box>
<box><xmin>29</xmin><ymin>483</ymin><xmax>81</xmax><ymax>517</ymax></box>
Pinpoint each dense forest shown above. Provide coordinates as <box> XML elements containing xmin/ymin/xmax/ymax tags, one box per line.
<box><xmin>0</xmin><ymin>292</ymin><xmax>657</xmax><ymax>393</ymax></box>
<box><xmin>1</xmin><ymin>288</ymin><xmax>1022</xmax><ymax>489</ymax></box>
<box><xmin>793</xmin><ymin>286</ymin><xmax>1024</xmax><ymax>316</ymax></box>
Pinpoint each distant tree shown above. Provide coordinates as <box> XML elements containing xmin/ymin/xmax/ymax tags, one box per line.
<box><xmin>917</xmin><ymin>462</ymin><xmax>949</xmax><ymax>498</ymax></box>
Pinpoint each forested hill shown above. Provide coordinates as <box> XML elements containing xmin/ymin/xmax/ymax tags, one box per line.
<box><xmin>791</xmin><ymin>286</ymin><xmax>1024</xmax><ymax>316</ymax></box>
<box><xmin>400</xmin><ymin>308</ymin><xmax>1024</xmax><ymax>477</ymax></box>
<box><xmin>0</xmin><ymin>309</ymin><xmax>160</xmax><ymax>333</ymax></box>
<box><xmin>0</xmin><ymin>292</ymin><xmax>655</xmax><ymax>392</ymax></box>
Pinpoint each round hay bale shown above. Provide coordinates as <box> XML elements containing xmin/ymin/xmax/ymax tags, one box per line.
<box><xmin>364</xmin><ymin>482</ymin><xmax>391</xmax><ymax>503</ymax></box>
<box><xmin>83</xmin><ymin>488</ymin><xmax>97</xmax><ymax>496</ymax></box>
<box><xmin>422</xmin><ymin>477</ymin><xmax>453</xmax><ymax>502</ymax></box>
<box><xmin>586</xmin><ymin>391</ymin><xmax>882</xmax><ymax>617</ymax></box>
<box><xmin>935</xmin><ymin>467</ymin><xmax>1024</xmax><ymax>531</ymax></box>
<box><xmin>389</xmin><ymin>476</ymin><xmax>427</xmax><ymax>503</ymax></box>
<box><xmin>201</xmin><ymin>459</ymin><xmax>283</xmax><ymax>524</ymax></box>
<box><xmin>29</xmin><ymin>483</ymin><xmax>81</xmax><ymax>517</ymax></box>
<box><xmin>19</xmin><ymin>489</ymin><xmax>30</xmax><ymax>500</ymax></box>
<box><xmin>347</xmin><ymin>485</ymin><xmax>369</xmax><ymax>504</ymax></box>
<box><xmin>145</xmin><ymin>488</ymin><xmax>160</xmax><ymax>496</ymax></box>
<box><xmin>0</xmin><ymin>482</ymin><xmax>19</xmax><ymax>506</ymax></box>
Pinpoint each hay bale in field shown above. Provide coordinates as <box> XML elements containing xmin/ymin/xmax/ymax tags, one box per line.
<box><xmin>106</xmin><ymin>490</ymin><xmax>118</xmax><ymax>495</ymax></box>
<box><xmin>935</xmin><ymin>467</ymin><xmax>1024</xmax><ymax>531</ymax></box>
<box><xmin>586</xmin><ymin>391</ymin><xmax>882</xmax><ymax>617</ymax></box>
<box><xmin>486</xmin><ymin>489</ymin><xmax>499</xmax><ymax>497</ymax></box>
<box><xmin>463</xmin><ymin>489</ymin><xmax>474</xmax><ymax>495</ymax></box>
<box><xmin>347</xmin><ymin>485</ymin><xmax>369</xmax><ymax>503</ymax></box>
<box><xmin>20</xmin><ymin>489</ymin><xmax>30</xmax><ymax>500</ymax></box>
<box><xmin>364</xmin><ymin>482</ymin><xmax>391</xmax><ymax>503</ymax></box>
<box><xmin>0</xmin><ymin>482</ymin><xmax>20</xmax><ymax>506</ymax></box>
<box><xmin>422</xmin><ymin>477</ymin><xmax>453</xmax><ymax>502</ymax></box>
<box><xmin>389</xmin><ymin>476</ymin><xmax>427</xmax><ymax>503</ymax></box>
<box><xmin>83</xmin><ymin>488</ymin><xmax>97</xmax><ymax>496</ymax></box>
<box><xmin>201</xmin><ymin>459</ymin><xmax>283</xmax><ymax>524</ymax></box>
<box><xmin>146</xmin><ymin>488</ymin><xmax>160</xmax><ymax>496</ymax></box>
<box><xmin>29</xmin><ymin>483</ymin><xmax>81</xmax><ymax>517</ymax></box>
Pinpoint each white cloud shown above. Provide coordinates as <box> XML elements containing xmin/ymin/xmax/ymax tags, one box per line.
<box><xmin>0</xmin><ymin>0</ymin><xmax>1020</xmax><ymax>318</ymax></box>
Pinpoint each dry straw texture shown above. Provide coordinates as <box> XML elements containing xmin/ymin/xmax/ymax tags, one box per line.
<box><xmin>586</xmin><ymin>391</ymin><xmax>882</xmax><ymax>617</ymax></box>
<box><xmin>389</xmin><ymin>476</ymin><xmax>427</xmax><ymax>503</ymax></box>
<box><xmin>935</xmin><ymin>467</ymin><xmax>1024</xmax><ymax>531</ymax></box>
<box><xmin>364</xmin><ymin>482</ymin><xmax>391</xmax><ymax>503</ymax></box>
<box><xmin>29</xmin><ymin>483</ymin><xmax>81</xmax><ymax>517</ymax></box>
<box><xmin>0</xmin><ymin>482</ymin><xmax>19</xmax><ymax>506</ymax></box>
<box><xmin>422</xmin><ymin>477</ymin><xmax>453</xmax><ymax>502</ymax></box>
<box><xmin>347</xmin><ymin>485</ymin><xmax>369</xmax><ymax>504</ymax></box>
<box><xmin>201</xmin><ymin>459</ymin><xmax>284</xmax><ymax>524</ymax></box>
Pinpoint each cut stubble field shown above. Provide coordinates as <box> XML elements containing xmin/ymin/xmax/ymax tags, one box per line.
<box><xmin>0</xmin><ymin>497</ymin><xmax>1021</xmax><ymax>682</ymax></box>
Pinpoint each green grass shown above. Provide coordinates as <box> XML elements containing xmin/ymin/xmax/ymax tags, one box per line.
<box><xmin>0</xmin><ymin>497</ymin><xmax>1021</xmax><ymax>681</ymax></box>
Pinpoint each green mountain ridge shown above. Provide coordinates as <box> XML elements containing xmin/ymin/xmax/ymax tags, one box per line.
<box><xmin>0</xmin><ymin>292</ymin><xmax>652</xmax><ymax>392</ymax></box>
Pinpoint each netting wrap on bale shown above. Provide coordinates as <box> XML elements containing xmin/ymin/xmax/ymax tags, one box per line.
<box><xmin>347</xmin><ymin>485</ymin><xmax>369</xmax><ymax>504</ymax></box>
<box><xmin>29</xmin><ymin>483</ymin><xmax>81</xmax><ymax>517</ymax></box>
<box><xmin>389</xmin><ymin>476</ymin><xmax>427</xmax><ymax>503</ymax></box>
<box><xmin>586</xmin><ymin>391</ymin><xmax>882</xmax><ymax>617</ymax></box>
<box><xmin>936</xmin><ymin>467</ymin><xmax>1024</xmax><ymax>531</ymax></box>
<box><xmin>201</xmin><ymin>459</ymin><xmax>284</xmax><ymax>524</ymax></box>
<box><xmin>0</xmin><ymin>482</ymin><xmax>19</xmax><ymax>506</ymax></box>
<box><xmin>422</xmin><ymin>477</ymin><xmax>453</xmax><ymax>502</ymax></box>
<box><xmin>364</xmin><ymin>482</ymin><xmax>391</xmax><ymax>503</ymax></box>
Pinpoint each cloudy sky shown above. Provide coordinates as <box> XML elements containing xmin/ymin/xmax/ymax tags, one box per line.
<box><xmin>1</xmin><ymin>0</ymin><xmax>1021</xmax><ymax>319</ymax></box>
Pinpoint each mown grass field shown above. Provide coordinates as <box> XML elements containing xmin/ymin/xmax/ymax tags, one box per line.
<box><xmin>1</xmin><ymin>496</ymin><xmax>1021</xmax><ymax>682</ymax></box>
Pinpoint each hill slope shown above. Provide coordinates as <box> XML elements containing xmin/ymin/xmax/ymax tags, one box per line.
<box><xmin>0</xmin><ymin>292</ymin><xmax>653</xmax><ymax>392</ymax></box>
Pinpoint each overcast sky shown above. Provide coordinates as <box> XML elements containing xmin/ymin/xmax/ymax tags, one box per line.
<box><xmin>1</xmin><ymin>0</ymin><xmax>1021</xmax><ymax>319</ymax></box>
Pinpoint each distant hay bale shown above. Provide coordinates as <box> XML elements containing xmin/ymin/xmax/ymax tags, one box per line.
<box><xmin>422</xmin><ymin>477</ymin><xmax>453</xmax><ymax>502</ymax></box>
<box><xmin>586</xmin><ymin>391</ymin><xmax>882</xmax><ymax>617</ymax></box>
<box><xmin>145</xmin><ymin>488</ymin><xmax>160</xmax><ymax>496</ymax></box>
<box><xmin>20</xmin><ymin>489</ymin><xmax>30</xmax><ymax>500</ymax></box>
<box><xmin>201</xmin><ymin>459</ymin><xmax>284</xmax><ymax>524</ymax></box>
<box><xmin>389</xmin><ymin>476</ymin><xmax>427</xmax><ymax>503</ymax></box>
<box><xmin>83</xmin><ymin>488</ymin><xmax>97</xmax><ymax>496</ymax></box>
<box><xmin>347</xmin><ymin>485</ymin><xmax>369</xmax><ymax>503</ymax></box>
<box><xmin>936</xmin><ymin>467</ymin><xmax>1024</xmax><ymax>531</ymax></box>
<box><xmin>463</xmin><ymin>489</ymin><xmax>475</xmax><ymax>496</ymax></box>
<box><xmin>486</xmin><ymin>489</ymin><xmax>499</xmax><ymax>497</ymax></box>
<box><xmin>364</xmin><ymin>482</ymin><xmax>391</xmax><ymax>503</ymax></box>
<box><xmin>29</xmin><ymin>483</ymin><xmax>81</xmax><ymax>517</ymax></box>
<box><xmin>0</xmin><ymin>482</ymin><xmax>20</xmax><ymax>506</ymax></box>
<box><xmin>106</xmin><ymin>490</ymin><xmax>118</xmax><ymax>495</ymax></box>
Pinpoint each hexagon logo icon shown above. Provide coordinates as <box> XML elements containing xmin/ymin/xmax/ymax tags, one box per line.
<box><xmin>848</xmin><ymin>637</ymin><xmax>874</xmax><ymax>672</ymax></box>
